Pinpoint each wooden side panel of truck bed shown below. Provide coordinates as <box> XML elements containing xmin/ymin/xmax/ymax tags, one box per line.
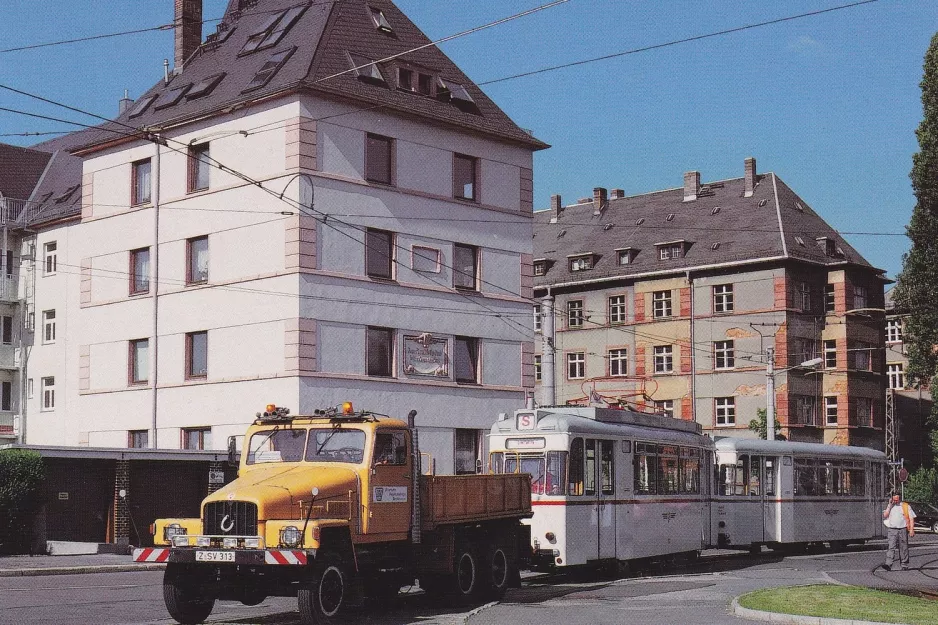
<box><xmin>420</xmin><ymin>473</ymin><xmax>532</xmax><ymax>528</ymax></box>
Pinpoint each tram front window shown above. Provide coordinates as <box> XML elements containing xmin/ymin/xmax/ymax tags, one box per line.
<box><xmin>498</xmin><ymin>452</ymin><xmax>566</xmax><ymax>495</ymax></box>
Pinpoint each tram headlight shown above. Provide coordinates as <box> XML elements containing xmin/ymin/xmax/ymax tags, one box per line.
<box><xmin>545</xmin><ymin>532</ymin><xmax>556</xmax><ymax>544</ymax></box>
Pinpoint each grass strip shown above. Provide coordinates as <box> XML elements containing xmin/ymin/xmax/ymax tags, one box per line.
<box><xmin>739</xmin><ymin>585</ymin><xmax>937</xmax><ymax>624</ymax></box>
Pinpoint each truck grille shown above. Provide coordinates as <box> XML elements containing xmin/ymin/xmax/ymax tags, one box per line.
<box><xmin>203</xmin><ymin>501</ymin><xmax>258</xmax><ymax>536</ymax></box>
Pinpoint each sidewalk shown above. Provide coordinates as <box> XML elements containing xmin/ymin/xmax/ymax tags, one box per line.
<box><xmin>0</xmin><ymin>552</ymin><xmax>164</xmax><ymax>577</ymax></box>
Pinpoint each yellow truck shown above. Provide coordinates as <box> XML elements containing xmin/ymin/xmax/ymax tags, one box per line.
<box><xmin>133</xmin><ymin>404</ymin><xmax>532</xmax><ymax>624</ymax></box>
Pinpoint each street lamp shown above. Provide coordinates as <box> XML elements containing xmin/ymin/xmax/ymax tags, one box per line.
<box><xmin>765</xmin><ymin>351</ymin><xmax>823</xmax><ymax>441</ymax></box>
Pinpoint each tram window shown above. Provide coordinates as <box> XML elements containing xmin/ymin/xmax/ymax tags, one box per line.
<box><xmin>679</xmin><ymin>447</ymin><xmax>700</xmax><ymax>494</ymax></box>
<box><xmin>547</xmin><ymin>451</ymin><xmax>567</xmax><ymax>496</ymax></box>
<box><xmin>585</xmin><ymin>440</ymin><xmax>597</xmax><ymax>496</ymax></box>
<box><xmin>658</xmin><ymin>445</ymin><xmax>679</xmax><ymax>495</ymax></box>
<box><xmin>843</xmin><ymin>461</ymin><xmax>865</xmax><ymax>496</ymax></box>
<box><xmin>749</xmin><ymin>456</ymin><xmax>762</xmax><ymax>496</ymax></box>
<box><xmin>734</xmin><ymin>456</ymin><xmax>748</xmax><ymax>496</ymax></box>
<box><xmin>600</xmin><ymin>441</ymin><xmax>614</xmax><ymax>495</ymax></box>
<box><xmin>634</xmin><ymin>442</ymin><xmax>657</xmax><ymax>495</ymax></box>
<box><xmin>569</xmin><ymin>438</ymin><xmax>584</xmax><ymax>495</ymax></box>
<box><xmin>506</xmin><ymin>455</ymin><xmax>548</xmax><ymax>495</ymax></box>
<box><xmin>764</xmin><ymin>458</ymin><xmax>776</xmax><ymax>496</ymax></box>
<box><xmin>794</xmin><ymin>458</ymin><xmax>819</xmax><ymax>496</ymax></box>
<box><xmin>490</xmin><ymin>452</ymin><xmax>504</xmax><ymax>474</ymax></box>
<box><xmin>719</xmin><ymin>464</ymin><xmax>735</xmax><ymax>496</ymax></box>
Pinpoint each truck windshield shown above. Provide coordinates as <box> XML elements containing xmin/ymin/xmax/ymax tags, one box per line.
<box><xmin>306</xmin><ymin>429</ymin><xmax>366</xmax><ymax>464</ymax></box>
<box><xmin>246</xmin><ymin>428</ymin><xmax>308</xmax><ymax>465</ymax></box>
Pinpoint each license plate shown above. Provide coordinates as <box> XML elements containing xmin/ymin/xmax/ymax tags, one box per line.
<box><xmin>195</xmin><ymin>551</ymin><xmax>236</xmax><ymax>562</ymax></box>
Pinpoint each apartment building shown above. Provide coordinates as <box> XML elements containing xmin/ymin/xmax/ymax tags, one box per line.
<box><xmin>534</xmin><ymin>159</ymin><xmax>888</xmax><ymax>448</ymax></box>
<box><xmin>6</xmin><ymin>0</ymin><xmax>546</xmax><ymax>474</ymax></box>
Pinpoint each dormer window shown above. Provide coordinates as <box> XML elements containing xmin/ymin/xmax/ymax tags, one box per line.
<box><xmin>817</xmin><ymin>237</ymin><xmax>836</xmax><ymax>257</ymax></box>
<box><xmin>397</xmin><ymin>66</ymin><xmax>435</xmax><ymax>96</ymax></box>
<box><xmin>153</xmin><ymin>84</ymin><xmax>192</xmax><ymax>111</ymax></box>
<box><xmin>126</xmin><ymin>94</ymin><xmax>158</xmax><ymax>119</ymax></box>
<box><xmin>186</xmin><ymin>73</ymin><xmax>226</xmax><ymax>100</ymax></box>
<box><xmin>656</xmin><ymin>241</ymin><xmax>685</xmax><ymax>261</ymax></box>
<box><xmin>241</xmin><ymin>4</ymin><xmax>307</xmax><ymax>55</ymax></box>
<box><xmin>533</xmin><ymin>258</ymin><xmax>552</xmax><ymax>276</ymax></box>
<box><xmin>370</xmin><ymin>7</ymin><xmax>393</xmax><ymax>33</ymax></box>
<box><xmin>417</xmin><ymin>72</ymin><xmax>433</xmax><ymax>95</ymax></box>
<box><xmin>348</xmin><ymin>52</ymin><xmax>387</xmax><ymax>86</ymax></box>
<box><xmin>615</xmin><ymin>248</ymin><xmax>632</xmax><ymax>265</ymax></box>
<box><xmin>568</xmin><ymin>253</ymin><xmax>595</xmax><ymax>272</ymax></box>
<box><xmin>242</xmin><ymin>47</ymin><xmax>296</xmax><ymax>92</ymax></box>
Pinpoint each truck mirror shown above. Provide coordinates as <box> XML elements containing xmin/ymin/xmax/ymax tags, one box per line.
<box><xmin>227</xmin><ymin>436</ymin><xmax>238</xmax><ymax>468</ymax></box>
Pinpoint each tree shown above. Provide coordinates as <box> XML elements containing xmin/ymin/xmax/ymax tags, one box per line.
<box><xmin>894</xmin><ymin>33</ymin><xmax>938</xmax><ymax>461</ymax></box>
<box><xmin>0</xmin><ymin>449</ymin><xmax>44</xmax><ymax>554</ymax></box>
<box><xmin>748</xmin><ymin>408</ymin><xmax>784</xmax><ymax>440</ymax></box>
<box><xmin>903</xmin><ymin>467</ymin><xmax>938</xmax><ymax>505</ymax></box>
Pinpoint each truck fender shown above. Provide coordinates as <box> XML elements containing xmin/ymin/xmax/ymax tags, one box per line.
<box><xmin>318</xmin><ymin>527</ymin><xmax>356</xmax><ymax>572</ymax></box>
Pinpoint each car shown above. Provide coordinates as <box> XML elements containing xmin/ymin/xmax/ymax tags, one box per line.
<box><xmin>908</xmin><ymin>501</ymin><xmax>938</xmax><ymax>533</ymax></box>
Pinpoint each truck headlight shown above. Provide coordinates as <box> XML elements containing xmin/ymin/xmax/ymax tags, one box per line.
<box><xmin>172</xmin><ymin>535</ymin><xmax>190</xmax><ymax>547</ymax></box>
<box><xmin>196</xmin><ymin>536</ymin><xmax>211</xmax><ymax>547</ymax></box>
<box><xmin>244</xmin><ymin>537</ymin><xmax>261</xmax><ymax>549</ymax></box>
<box><xmin>280</xmin><ymin>526</ymin><xmax>302</xmax><ymax>548</ymax></box>
<box><xmin>164</xmin><ymin>523</ymin><xmax>187</xmax><ymax>542</ymax></box>
<box><xmin>223</xmin><ymin>537</ymin><xmax>239</xmax><ymax>549</ymax></box>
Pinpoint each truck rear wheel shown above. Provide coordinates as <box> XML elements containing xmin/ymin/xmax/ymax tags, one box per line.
<box><xmin>299</xmin><ymin>552</ymin><xmax>352</xmax><ymax>625</ymax></box>
<box><xmin>163</xmin><ymin>563</ymin><xmax>215</xmax><ymax>625</ymax></box>
<box><xmin>452</xmin><ymin>546</ymin><xmax>482</xmax><ymax>600</ymax></box>
<box><xmin>483</xmin><ymin>546</ymin><xmax>510</xmax><ymax>600</ymax></box>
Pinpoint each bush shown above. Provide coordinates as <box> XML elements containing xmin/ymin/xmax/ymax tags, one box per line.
<box><xmin>903</xmin><ymin>467</ymin><xmax>938</xmax><ymax>505</ymax></box>
<box><xmin>0</xmin><ymin>450</ymin><xmax>44</xmax><ymax>554</ymax></box>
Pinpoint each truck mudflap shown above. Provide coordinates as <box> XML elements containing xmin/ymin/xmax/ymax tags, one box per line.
<box><xmin>132</xmin><ymin>548</ymin><xmax>315</xmax><ymax>565</ymax></box>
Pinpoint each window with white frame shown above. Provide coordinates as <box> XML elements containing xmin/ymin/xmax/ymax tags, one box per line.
<box><xmin>533</xmin><ymin>305</ymin><xmax>542</xmax><ymax>333</ymax></box>
<box><xmin>454</xmin><ymin>336</ymin><xmax>479</xmax><ymax>384</ymax></box>
<box><xmin>608</xmin><ymin>295</ymin><xmax>627</xmax><ymax>324</ymax></box>
<box><xmin>366</xmin><ymin>229</ymin><xmax>394</xmax><ymax>280</ymax></box>
<box><xmin>825</xmin><ymin>284</ymin><xmax>835</xmax><ymax>313</ymax></box>
<box><xmin>658</xmin><ymin>243</ymin><xmax>683</xmax><ymax>260</ymax></box>
<box><xmin>714</xmin><ymin>340</ymin><xmax>735</xmax><ymax>370</ymax></box>
<box><xmin>453</xmin><ymin>243</ymin><xmax>478</xmax><ymax>291</ymax></box>
<box><xmin>616</xmin><ymin>249</ymin><xmax>631</xmax><ymax>265</ymax></box>
<box><xmin>568</xmin><ymin>255</ymin><xmax>593</xmax><ymax>272</ymax></box>
<box><xmin>42</xmin><ymin>310</ymin><xmax>56</xmax><ymax>344</ymax></box>
<box><xmin>609</xmin><ymin>348</ymin><xmax>628</xmax><ymax>377</ymax></box>
<box><xmin>534</xmin><ymin>355</ymin><xmax>541</xmax><ymax>382</ymax></box>
<box><xmin>853</xmin><ymin>285</ymin><xmax>868</xmax><ymax>310</ymax></box>
<box><xmin>652</xmin><ymin>290</ymin><xmax>672</xmax><ymax>318</ymax></box>
<box><xmin>411</xmin><ymin>245</ymin><xmax>440</xmax><ymax>273</ymax></box>
<box><xmin>27</xmin><ymin>378</ymin><xmax>33</xmax><ymax>399</ymax></box>
<box><xmin>653</xmin><ymin>345</ymin><xmax>673</xmax><ymax>374</ymax></box>
<box><xmin>715</xmin><ymin>397</ymin><xmax>735</xmax><ymax>426</ymax></box>
<box><xmin>824</xmin><ymin>339</ymin><xmax>837</xmax><ymax>369</ymax></box>
<box><xmin>534</xmin><ymin>261</ymin><xmax>546</xmax><ymax>276</ymax></box>
<box><xmin>713</xmin><ymin>284</ymin><xmax>734</xmax><ymax>313</ymax></box>
<box><xmin>567</xmin><ymin>352</ymin><xmax>585</xmax><ymax>379</ymax></box>
<box><xmin>886</xmin><ymin>319</ymin><xmax>903</xmax><ymax>343</ymax></box>
<box><xmin>825</xmin><ymin>396</ymin><xmax>838</xmax><ymax>426</ymax></box>
<box><xmin>41</xmin><ymin>376</ymin><xmax>55</xmax><ymax>411</ymax></box>
<box><xmin>567</xmin><ymin>300</ymin><xmax>583</xmax><ymax>328</ymax></box>
<box><xmin>43</xmin><ymin>241</ymin><xmax>57</xmax><ymax>276</ymax></box>
<box><xmin>654</xmin><ymin>399</ymin><xmax>674</xmax><ymax>418</ymax></box>
<box><xmin>887</xmin><ymin>363</ymin><xmax>905</xmax><ymax>390</ymax></box>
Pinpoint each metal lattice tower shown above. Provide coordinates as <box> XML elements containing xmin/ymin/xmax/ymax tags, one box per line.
<box><xmin>885</xmin><ymin>388</ymin><xmax>897</xmax><ymax>494</ymax></box>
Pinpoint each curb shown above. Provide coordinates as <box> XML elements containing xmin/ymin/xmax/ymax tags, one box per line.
<box><xmin>0</xmin><ymin>563</ymin><xmax>166</xmax><ymax>578</ymax></box>
<box><xmin>731</xmin><ymin>596</ymin><xmax>908</xmax><ymax>625</ymax></box>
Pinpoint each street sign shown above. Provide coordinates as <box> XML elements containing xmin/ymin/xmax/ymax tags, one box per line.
<box><xmin>898</xmin><ymin>467</ymin><xmax>909</xmax><ymax>483</ymax></box>
<box><xmin>208</xmin><ymin>469</ymin><xmax>225</xmax><ymax>485</ymax></box>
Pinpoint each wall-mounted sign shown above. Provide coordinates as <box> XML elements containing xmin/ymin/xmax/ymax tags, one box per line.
<box><xmin>403</xmin><ymin>333</ymin><xmax>448</xmax><ymax>377</ymax></box>
<box><xmin>208</xmin><ymin>470</ymin><xmax>225</xmax><ymax>485</ymax></box>
<box><xmin>58</xmin><ymin>492</ymin><xmax>69</xmax><ymax>500</ymax></box>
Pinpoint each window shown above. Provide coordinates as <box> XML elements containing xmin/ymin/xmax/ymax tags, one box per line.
<box><xmin>127</xmin><ymin>94</ymin><xmax>158</xmax><ymax>119</ymax></box>
<box><xmin>713</xmin><ymin>284</ymin><xmax>734</xmax><ymax>313</ymax></box>
<box><xmin>187</xmin><ymin>143</ymin><xmax>211</xmax><ymax>192</ymax></box>
<box><xmin>186</xmin><ymin>236</ymin><xmax>209</xmax><ymax>284</ymax></box>
<box><xmin>5</xmin><ymin>249</ymin><xmax>13</xmax><ymax>278</ymax></box>
<box><xmin>617</xmin><ymin>249</ymin><xmax>632</xmax><ymax>265</ymax></box>
<box><xmin>654</xmin><ymin>399</ymin><xmax>674</xmax><ymax>419</ymax></box>
<box><xmin>365</xmin><ymin>133</ymin><xmax>393</xmax><ymax>185</ymax></box>
<box><xmin>242</xmin><ymin>46</ymin><xmax>297</xmax><ymax>92</ymax></box>
<box><xmin>183</xmin><ymin>427</ymin><xmax>212</xmax><ymax>450</ymax></box>
<box><xmin>886</xmin><ymin>319</ymin><xmax>903</xmax><ymax>343</ymax></box>
<box><xmin>438</xmin><ymin>79</ymin><xmax>475</xmax><ymax>107</ymax></box>
<box><xmin>130</xmin><ymin>247</ymin><xmax>150</xmax><ymax>295</ymax></box>
<box><xmin>132</xmin><ymin>159</ymin><xmax>152</xmax><ymax>206</ymax></box>
<box><xmin>397</xmin><ymin>67</ymin><xmax>414</xmax><ymax>91</ymax></box>
<box><xmin>1</xmin><ymin>316</ymin><xmax>12</xmax><ymax>344</ymax></box>
<box><xmin>853</xmin><ymin>285</ymin><xmax>868</xmax><ymax>311</ymax></box>
<box><xmin>454</xmin><ymin>429</ymin><xmax>480</xmax><ymax>475</ymax></box>
<box><xmin>854</xmin><ymin>342</ymin><xmax>871</xmax><ymax>371</ymax></box>
<box><xmin>43</xmin><ymin>241</ymin><xmax>57</xmax><ymax>275</ymax></box>
<box><xmin>366</xmin><ymin>229</ymin><xmax>394</xmax><ymax>280</ymax></box>
<box><xmin>412</xmin><ymin>246</ymin><xmax>440</xmax><ymax>273</ymax></box>
<box><xmin>41</xmin><ymin>376</ymin><xmax>55</xmax><ymax>411</ymax></box>
<box><xmin>824</xmin><ymin>339</ymin><xmax>837</xmax><ymax>369</ymax></box>
<box><xmin>366</xmin><ymin>326</ymin><xmax>394</xmax><ymax>377</ymax></box>
<box><xmin>714</xmin><ymin>340</ymin><xmax>735</xmax><ymax>370</ymax></box>
<box><xmin>825</xmin><ymin>396</ymin><xmax>838</xmax><ymax>426</ymax></box>
<box><xmin>454</xmin><ymin>336</ymin><xmax>479</xmax><ymax>384</ymax></box>
<box><xmin>27</xmin><ymin>378</ymin><xmax>32</xmax><ymax>399</ymax></box>
<box><xmin>653</xmin><ymin>345</ymin><xmax>673</xmax><ymax>374</ymax></box>
<box><xmin>715</xmin><ymin>397</ymin><xmax>736</xmax><ymax>426</ymax></box>
<box><xmin>634</xmin><ymin>442</ymin><xmax>657</xmax><ymax>494</ymax></box>
<box><xmin>129</xmin><ymin>339</ymin><xmax>149</xmax><ymax>385</ymax></box>
<box><xmin>417</xmin><ymin>72</ymin><xmax>433</xmax><ymax>95</ymax></box>
<box><xmin>534</xmin><ymin>261</ymin><xmax>546</xmax><ymax>276</ymax></box>
<box><xmin>370</xmin><ymin>6</ymin><xmax>393</xmax><ymax>32</ymax></box>
<box><xmin>186</xmin><ymin>331</ymin><xmax>208</xmax><ymax>379</ymax></box>
<box><xmin>129</xmin><ymin>430</ymin><xmax>148</xmax><ymax>449</ymax></box>
<box><xmin>42</xmin><ymin>310</ymin><xmax>56</xmax><ymax>344</ymax></box>
<box><xmin>855</xmin><ymin>397</ymin><xmax>873</xmax><ymax>427</ymax></box>
<box><xmin>567</xmin><ymin>300</ymin><xmax>583</xmax><ymax>328</ymax></box>
<box><xmin>453</xmin><ymin>153</ymin><xmax>478</xmax><ymax>201</ymax></box>
<box><xmin>533</xmin><ymin>305</ymin><xmax>541</xmax><ymax>333</ymax></box>
<box><xmin>453</xmin><ymin>243</ymin><xmax>478</xmax><ymax>290</ymax></box>
<box><xmin>567</xmin><ymin>352</ymin><xmax>585</xmax><ymax>379</ymax></box>
<box><xmin>348</xmin><ymin>51</ymin><xmax>387</xmax><ymax>85</ymax></box>
<box><xmin>154</xmin><ymin>84</ymin><xmax>192</xmax><ymax>111</ymax></box>
<box><xmin>798</xmin><ymin>282</ymin><xmax>811</xmax><ymax>311</ymax></box>
<box><xmin>609</xmin><ymin>349</ymin><xmax>628</xmax><ymax>377</ymax></box>
<box><xmin>652</xmin><ymin>290</ymin><xmax>672</xmax><ymax>318</ymax></box>
<box><xmin>569</xmin><ymin>255</ymin><xmax>593</xmax><ymax>272</ymax></box>
<box><xmin>792</xmin><ymin>395</ymin><xmax>818</xmax><ymax>426</ymax></box>
<box><xmin>1</xmin><ymin>381</ymin><xmax>11</xmax><ymax>412</ymax></box>
<box><xmin>186</xmin><ymin>72</ymin><xmax>225</xmax><ymax>100</ymax></box>
<box><xmin>825</xmin><ymin>284</ymin><xmax>835</xmax><ymax>313</ymax></box>
<box><xmin>608</xmin><ymin>295</ymin><xmax>627</xmax><ymax>324</ymax></box>
<box><xmin>600</xmin><ymin>440</ymin><xmax>615</xmax><ymax>495</ymax></box>
<box><xmin>534</xmin><ymin>355</ymin><xmax>542</xmax><ymax>382</ymax></box>
<box><xmin>658</xmin><ymin>243</ymin><xmax>683</xmax><ymax>260</ymax></box>
<box><xmin>241</xmin><ymin>6</ymin><xmax>305</xmax><ymax>54</ymax></box>
<box><xmin>888</xmin><ymin>363</ymin><xmax>905</xmax><ymax>390</ymax></box>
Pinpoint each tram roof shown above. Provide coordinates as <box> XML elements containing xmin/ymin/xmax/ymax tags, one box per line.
<box><xmin>713</xmin><ymin>437</ymin><xmax>887</xmax><ymax>460</ymax></box>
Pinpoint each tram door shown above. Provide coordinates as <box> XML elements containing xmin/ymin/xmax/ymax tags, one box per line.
<box><xmin>760</xmin><ymin>456</ymin><xmax>780</xmax><ymax>543</ymax></box>
<box><xmin>585</xmin><ymin>439</ymin><xmax>617</xmax><ymax>559</ymax></box>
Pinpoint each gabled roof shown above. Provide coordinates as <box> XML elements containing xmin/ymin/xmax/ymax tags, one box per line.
<box><xmin>67</xmin><ymin>0</ymin><xmax>547</xmax><ymax>154</ymax></box>
<box><xmin>533</xmin><ymin>172</ymin><xmax>881</xmax><ymax>288</ymax></box>
<box><xmin>0</xmin><ymin>143</ymin><xmax>51</xmax><ymax>201</ymax></box>
<box><xmin>0</xmin><ymin>135</ymin><xmax>85</xmax><ymax>228</ymax></box>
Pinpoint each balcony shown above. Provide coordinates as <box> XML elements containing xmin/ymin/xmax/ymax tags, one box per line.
<box><xmin>0</xmin><ymin>275</ymin><xmax>18</xmax><ymax>302</ymax></box>
<box><xmin>1</xmin><ymin>197</ymin><xmax>44</xmax><ymax>229</ymax></box>
<box><xmin>0</xmin><ymin>412</ymin><xmax>14</xmax><ymax>438</ymax></box>
<box><xmin>0</xmin><ymin>346</ymin><xmax>19</xmax><ymax>370</ymax></box>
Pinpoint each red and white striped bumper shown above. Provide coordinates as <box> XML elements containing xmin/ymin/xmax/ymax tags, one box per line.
<box><xmin>133</xmin><ymin>547</ymin><xmax>170</xmax><ymax>563</ymax></box>
<box><xmin>132</xmin><ymin>547</ymin><xmax>314</xmax><ymax>565</ymax></box>
<box><xmin>265</xmin><ymin>550</ymin><xmax>309</xmax><ymax>565</ymax></box>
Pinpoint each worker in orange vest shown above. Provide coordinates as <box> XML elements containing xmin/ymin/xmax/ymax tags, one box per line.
<box><xmin>883</xmin><ymin>492</ymin><xmax>916</xmax><ymax>571</ymax></box>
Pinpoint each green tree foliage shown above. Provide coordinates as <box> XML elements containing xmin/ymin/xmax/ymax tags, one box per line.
<box><xmin>903</xmin><ymin>467</ymin><xmax>938</xmax><ymax>505</ymax></box>
<box><xmin>748</xmin><ymin>408</ymin><xmax>784</xmax><ymax>440</ymax></box>
<box><xmin>0</xmin><ymin>450</ymin><xmax>45</xmax><ymax>554</ymax></box>
<box><xmin>895</xmin><ymin>33</ymin><xmax>938</xmax><ymax>387</ymax></box>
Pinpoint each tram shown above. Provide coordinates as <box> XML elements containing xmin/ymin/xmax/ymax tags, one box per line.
<box><xmin>712</xmin><ymin>437</ymin><xmax>888</xmax><ymax>551</ymax></box>
<box><xmin>489</xmin><ymin>406</ymin><xmax>715</xmax><ymax>570</ymax></box>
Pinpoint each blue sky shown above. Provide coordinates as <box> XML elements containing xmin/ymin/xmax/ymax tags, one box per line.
<box><xmin>0</xmin><ymin>0</ymin><xmax>934</xmax><ymax>278</ymax></box>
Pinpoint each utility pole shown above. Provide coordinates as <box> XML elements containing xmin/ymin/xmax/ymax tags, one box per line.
<box><xmin>885</xmin><ymin>388</ymin><xmax>897</xmax><ymax>493</ymax></box>
<box><xmin>149</xmin><ymin>135</ymin><xmax>164</xmax><ymax>449</ymax></box>
<box><xmin>765</xmin><ymin>346</ymin><xmax>775</xmax><ymax>441</ymax></box>
<box><xmin>541</xmin><ymin>293</ymin><xmax>555</xmax><ymax>407</ymax></box>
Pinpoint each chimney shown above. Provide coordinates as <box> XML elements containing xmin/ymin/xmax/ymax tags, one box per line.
<box><xmin>593</xmin><ymin>187</ymin><xmax>608</xmax><ymax>216</ymax></box>
<box><xmin>611</xmin><ymin>189</ymin><xmax>625</xmax><ymax>200</ymax></box>
<box><xmin>174</xmin><ymin>0</ymin><xmax>203</xmax><ymax>71</ymax></box>
<box><xmin>683</xmin><ymin>171</ymin><xmax>700</xmax><ymax>202</ymax></box>
<box><xmin>118</xmin><ymin>89</ymin><xmax>133</xmax><ymax>115</ymax></box>
<box><xmin>549</xmin><ymin>194</ymin><xmax>563</xmax><ymax>223</ymax></box>
<box><xmin>744</xmin><ymin>157</ymin><xmax>757</xmax><ymax>198</ymax></box>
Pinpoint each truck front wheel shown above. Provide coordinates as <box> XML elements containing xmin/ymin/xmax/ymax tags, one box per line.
<box><xmin>299</xmin><ymin>552</ymin><xmax>352</xmax><ymax>624</ymax></box>
<box><xmin>163</xmin><ymin>563</ymin><xmax>215</xmax><ymax>625</ymax></box>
